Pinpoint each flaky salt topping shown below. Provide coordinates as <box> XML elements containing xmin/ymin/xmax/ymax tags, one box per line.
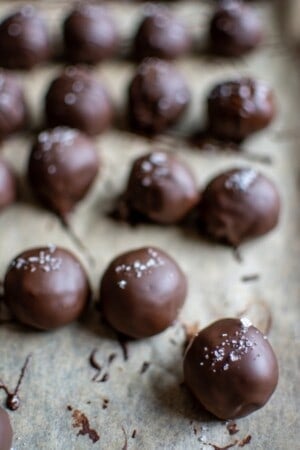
<box><xmin>225</xmin><ymin>168</ymin><xmax>257</xmax><ymax>192</ymax></box>
<box><xmin>115</xmin><ymin>248</ymin><xmax>164</xmax><ymax>288</ymax></box>
<box><xmin>38</xmin><ymin>127</ymin><xmax>78</xmax><ymax>147</ymax></box>
<box><xmin>139</xmin><ymin>152</ymin><xmax>170</xmax><ymax>187</ymax></box>
<box><xmin>199</xmin><ymin>318</ymin><xmax>256</xmax><ymax>373</ymax></box>
<box><xmin>11</xmin><ymin>244</ymin><xmax>62</xmax><ymax>273</ymax></box>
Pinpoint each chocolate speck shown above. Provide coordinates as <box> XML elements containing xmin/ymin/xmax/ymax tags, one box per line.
<box><xmin>140</xmin><ymin>362</ymin><xmax>150</xmax><ymax>374</ymax></box>
<box><xmin>0</xmin><ymin>353</ymin><xmax>31</xmax><ymax>411</ymax></box>
<box><xmin>241</xmin><ymin>274</ymin><xmax>260</xmax><ymax>283</ymax></box>
<box><xmin>117</xmin><ymin>333</ymin><xmax>129</xmax><ymax>361</ymax></box>
<box><xmin>226</xmin><ymin>422</ymin><xmax>239</xmax><ymax>435</ymax></box>
<box><xmin>89</xmin><ymin>348</ymin><xmax>102</xmax><ymax>381</ymax></box>
<box><xmin>108</xmin><ymin>353</ymin><xmax>117</xmax><ymax>365</ymax></box>
<box><xmin>99</xmin><ymin>373</ymin><xmax>109</xmax><ymax>383</ymax></box>
<box><xmin>132</xmin><ymin>429</ymin><xmax>137</xmax><ymax>438</ymax></box>
<box><xmin>70</xmin><ymin>408</ymin><xmax>100</xmax><ymax>443</ymax></box>
<box><xmin>102</xmin><ymin>398</ymin><xmax>109</xmax><ymax>410</ymax></box>
<box><xmin>238</xmin><ymin>435</ymin><xmax>251</xmax><ymax>447</ymax></box>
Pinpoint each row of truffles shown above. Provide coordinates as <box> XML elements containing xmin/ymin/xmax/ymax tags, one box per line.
<box><xmin>0</xmin><ymin>139</ymin><xmax>280</xmax><ymax>246</ymax></box>
<box><xmin>0</xmin><ymin>64</ymin><xmax>276</xmax><ymax>141</ymax></box>
<box><xmin>0</xmin><ymin>1</ymin><xmax>263</xmax><ymax>70</ymax></box>
<box><xmin>1</xmin><ymin>244</ymin><xmax>279</xmax><ymax>430</ymax></box>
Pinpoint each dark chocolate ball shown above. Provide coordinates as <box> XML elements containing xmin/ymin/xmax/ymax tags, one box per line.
<box><xmin>184</xmin><ymin>317</ymin><xmax>279</xmax><ymax>419</ymax></box>
<box><xmin>0</xmin><ymin>158</ymin><xmax>17</xmax><ymax>211</ymax></box>
<box><xmin>133</xmin><ymin>5</ymin><xmax>191</xmax><ymax>60</ymax></box>
<box><xmin>0</xmin><ymin>407</ymin><xmax>13</xmax><ymax>450</ymax></box>
<box><xmin>199</xmin><ymin>167</ymin><xmax>280</xmax><ymax>246</ymax></box>
<box><xmin>100</xmin><ymin>247</ymin><xmax>187</xmax><ymax>338</ymax></box>
<box><xmin>4</xmin><ymin>245</ymin><xmax>90</xmax><ymax>330</ymax></box>
<box><xmin>0</xmin><ymin>70</ymin><xmax>27</xmax><ymax>140</ymax></box>
<box><xmin>128</xmin><ymin>58</ymin><xmax>190</xmax><ymax>134</ymax></box>
<box><xmin>63</xmin><ymin>4</ymin><xmax>119</xmax><ymax>64</ymax></box>
<box><xmin>0</xmin><ymin>5</ymin><xmax>51</xmax><ymax>70</ymax></box>
<box><xmin>209</xmin><ymin>0</ymin><xmax>263</xmax><ymax>57</ymax></box>
<box><xmin>125</xmin><ymin>151</ymin><xmax>199</xmax><ymax>224</ymax></box>
<box><xmin>28</xmin><ymin>127</ymin><xmax>99</xmax><ymax>218</ymax></box>
<box><xmin>45</xmin><ymin>67</ymin><xmax>114</xmax><ymax>136</ymax></box>
<box><xmin>207</xmin><ymin>78</ymin><xmax>276</xmax><ymax>142</ymax></box>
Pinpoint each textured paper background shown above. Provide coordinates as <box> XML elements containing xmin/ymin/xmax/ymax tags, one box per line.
<box><xmin>0</xmin><ymin>1</ymin><xmax>299</xmax><ymax>449</ymax></box>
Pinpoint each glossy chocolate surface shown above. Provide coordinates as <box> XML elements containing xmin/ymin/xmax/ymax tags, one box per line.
<box><xmin>207</xmin><ymin>78</ymin><xmax>276</xmax><ymax>142</ymax></box>
<box><xmin>4</xmin><ymin>245</ymin><xmax>90</xmax><ymax>330</ymax></box>
<box><xmin>45</xmin><ymin>67</ymin><xmax>113</xmax><ymax>136</ymax></box>
<box><xmin>184</xmin><ymin>318</ymin><xmax>279</xmax><ymax>419</ymax></box>
<box><xmin>63</xmin><ymin>4</ymin><xmax>119</xmax><ymax>64</ymax></box>
<box><xmin>124</xmin><ymin>151</ymin><xmax>199</xmax><ymax>223</ymax></box>
<box><xmin>100</xmin><ymin>247</ymin><xmax>187</xmax><ymax>338</ymax></box>
<box><xmin>28</xmin><ymin>127</ymin><xmax>99</xmax><ymax>217</ymax></box>
<box><xmin>128</xmin><ymin>58</ymin><xmax>190</xmax><ymax>134</ymax></box>
<box><xmin>199</xmin><ymin>167</ymin><xmax>280</xmax><ymax>245</ymax></box>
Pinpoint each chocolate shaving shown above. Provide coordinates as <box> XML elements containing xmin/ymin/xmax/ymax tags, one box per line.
<box><xmin>89</xmin><ymin>349</ymin><xmax>102</xmax><ymax>382</ymax></box>
<box><xmin>209</xmin><ymin>441</ymin><xmax>238</xmax><ymax>450</ymax></box>
<box><xmin>0</xmin><ymin>353</ymin><xmax>31</xmax><ymax>411</ymax></box>
<box><xmin>132</xmin><ymin>429</ymin><xmax>137</xmax><ymax>438</ymax></box>
<box><xmin>70</xmin><ymin>408</ymin><xmax>100</xmax><ymax>443</ymax></box>
<box><xmin>108</xmin><ymin>353</ymin><xmax>117</xmax><ymax>365</ymax></box>
<box><xmin>238</xmin><ymin>435</ymin><xmax>251</xmax><ymax>447</ymax></box>
<box><xmin>226</xmin><ymin>422</ymin><xmax>239</xmax><ymax>435</ymax></box>
<box><xmin>99</xmin><ymin>373</ymin><xmax>109</xmax><ymax>383</ymax></box>
<box><xmin>241</xmin><ymin>274</ymin><xmax>260</xmax><ymax>283</ymax></box>
<box><xmin>140</xmin><ymin>362</ymin><xmax>150</xmax><ymax>374</ymax></box>
<box><xmin>117</xmin><ymin>333</ymin><xmax>129</xmax><ymax>361</ymax></box>
<box><xmin>121</xmin><ymin>426</ymin><xmax>128</xmax><ymax>450</ymax></box>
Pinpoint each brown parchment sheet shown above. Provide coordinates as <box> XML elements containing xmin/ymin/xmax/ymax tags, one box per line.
<box><xmin>0</xmin><ymin>1</ymin><xmax>299</xmax><ymax>449</ymax></box>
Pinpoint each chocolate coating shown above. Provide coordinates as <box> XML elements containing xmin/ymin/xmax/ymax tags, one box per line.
<box><xmin>45</xmin><ymin>67</ymin><xmax>114</xmax><ymax>136</ymax></box>
<box><xmin>199</xmin><ymin>167</ymin><xmax>280</xmax><ymax>245</ymax></box>
<box><xmin>0</xmin><ymin>5</ymin><xmax>51</xmax><ymax>70</ymax></box>
<box><xmin>28</xmin><ymin>127</ymin><xmax>99</xmax><ymax>217</ymax></box>
<box><xmin>128</xmin><ymin>58</ymin><xmax>190</xmax><ymax>134</ymax></box>
<box><xmin>207</xmin><ymin>78</ymin><xmax>276</xmax><ymax>142</ymax></box>
<box><xmin>209</xmin><ymin>0</ymin><xmax>263</xmax><ymax>57</ymax></box>
<box><xmin>184</xmin><ymin>318</ymin><xmax>279</xmax><ymax>419</ymax></box>
<box><xmin>0</xmin><ymin>70</ymin><xmax>27</xmax><ymax>140</ymax></box>
<box><xmin>133</xmin><ymin>5</ymin><xmax>191</xmax><ymax>60</ymax></box>
<box><xmin>125</xmin><ymin>151</ymin><xmax>199</xmax><ymax>224</ymax></box>
<box><xmin>63</xmin><ymin>4</ymin><xmax>119</xmax><ymax>64</ymax></box>
<box><xmin>0</xmin><ymin>158</ymin><xmax>17</xmax><ymax>211</ymax></box>
<box><xmin>4</xmin><ymin>245</ymin><xmax>90</xmax><ymax>330</ymax></box>
<box><xmin>0</xmin><ymin>407</ymin><xmax>13</xmax><ymax>450</ymax></box>
<box><xmin>100</xmin><ymin>247</ymin><xmax>187</xmax><ymax>338</ymax></box>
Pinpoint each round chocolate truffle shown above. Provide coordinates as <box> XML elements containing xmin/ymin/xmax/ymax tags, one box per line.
<box><xmin>0</xmin><ymin>5</ymin><xmax>51</xmax><ymax>70</ymax></box>
<box><xmin>209</xmin><ymin>0</ymin><xmax>263</xmax><ymax>57</ymax></box>
<box><xmin>45</xmin><ymin>67</ymin><xmax>114</xmax><ymax>136</ymax></box>
<box><xmin>0</xmin><ymin>407</ymin><xmax>13</xmax><ymax>450</ymax></box>
<box><xmin>128</xmin><ymin>58</ymin><xmax>190</xmax><ymax>134</ymax></box>
<box><xmin>125</xmin><ymin>151</ymin><xmax>199</xmax><ymax>224</ymax></box>
<box><xmin>0</xmin><ymin>70</ymin><xmax>27</xmax><ymax>140</ymax></box>
<box><xmin>184</xmin><ymin>317</ymin><xmax>279</xmax><ymax>419</ymax></box>
<box><xmin>0</xmin><ymin>158</ymin><xmax>17</xmax><ymax>211</ymax></box>
<box><xmin>100</xmin><ymin>247</ymin><xmax>187</xmax><ymax>338</ymax></box>
<box><xmin>133</xmin><ymin>5</ymin><xmax>191</xmax><ymax>60</ymax></box>
<box><xmin>4</xmin><ymin>245</ymin><xmax>90</xmax><ymax>330</ymax></box>
<box><xmin>199</xmin><ymin>167</ymin><xmax>280</xmax><ymax>246</ymax></box>
<box><xmin>207</xmin><ymin>78</ymin><xmax>276</xmax><ymax>142</ymax></box>
<box><xmin>63</xmin><ymin>4</ymin><xmax>119</xmax><ymax>64</ymax></box>
<box><xmin>28</xmin><ymin>127</ymin><xmax>99</xmax><ymax>218</ymax></box>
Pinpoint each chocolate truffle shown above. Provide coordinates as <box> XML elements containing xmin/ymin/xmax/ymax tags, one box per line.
<box><xmin>184</xmin><ymin>318</ymin><xmax>279</xmax><ymax>419</ymax></box>
<box><xmin>63</xmin><ymin>4</ymin><xmax>119</xmax><ymax>64</ymax></box>
<box><xmin>0</xmin><ymin>5</ymin><xmax>51</xmax><ymax>70</ymax></box>
<box><xmin>209</xmin><ymin>0</ymin><xmax>263</xmax><ymax>57</ymax></box>
<box><xmin>0</xmin><ymin>70</ymin><xmax>27</xmax><ymax>140</ymax></box>
<box><xmin>0</xmin><ymin>407</ymin><xmax>13</xmax><ymax>450</ymax></box>
<box><xmin>199</xmin><ymin>167</ymin><xmax>280</xmax><ymax>246</ymax></box>
<box><xmin>0</xmin><ymin>158</ymin><xmax>17</xmax><ymax>211</ymax></box>
<box><xmin>124</xmin><ymin>151</ymin><xmax>199</xmax><ymax>224</ymax></box>
<box><xmin>100</xmin><ymin>247</ymin><xmax>187</xmax><ymax>338</ymax></box>
<box><xmin>133</xmin><ymin>5</ymin><xmax>191</xmax><ymax>60</ymax></box>
<box><xmin>207</xmin><ymin>78</ymin><xmax>276</xmax><ymax>142</ymax></box>
<box><xmin>28</xmin><ymin>127</ymin><xmax>99</xmax><ymax>218</ymax></box>
<box><xmin>45</xmin><ymin>67</ymin><xmax>114</xmax><ymax>136</ymax></box>
<box><xmin>128</xmin><ymin>58</ymin><xmax>190</xmax><ymax>134</ymax></box>
<box><xmin>4</xmin><ymin>245</ymin><xmax>90</xmax><ymax>330</ymax></box>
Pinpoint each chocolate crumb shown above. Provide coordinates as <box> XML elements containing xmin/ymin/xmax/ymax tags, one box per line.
<box><xmin>226</xmin><ymin>422</ymin><xmax>239</xmax><ymax>435</ymax></box>
<box><xmin>70</xmin><ymin>408</ymin><xmax>100</xmax><ymax>443</ymax></box>
<box><xmin>0</xmin><ymin>353</ymin><xmax>31</xmax><ymax>411</ymax></box>
<box><xmin>108</xmin><ymin>353</ymin><xmax>117</xmax><ymax>365</ymax></box>
<box><xmin>241</xmin><ymin>274</ymin><xmax>260</xmax><ymax>283</ymax></box>
<box><xmin>67</xmin><ymin>405</ymin><xmax>72</xmax><ymax>411</ymax></box>
<box><xmin>99</xmin><ymin>373</ymin><xmax>109</xmax><ymax>383</ymax></box>
<box><xmin>102</xmin><ymin>398</ymin><xmax>109</xmax><ymax>410</ymax></box>
<box><xmin>121</xmin><ymin>426</ymin><xmax>128</xmax><ymax>450</ymax></box>
<box><xmin>209</xmin><ymin>441</ymin><xmax>238</xmax><ymax>450</ymax></box>
<box><xmin>238</xmin><ymin>435</ymin><xmax>251</xmax><ymax>447</ymax></box>
<box><xmin>89</xmin><ymin>349</ymin><xmax>102</xmax><ymax>381</ymax></box>
<box><xmin>140</xmin><ymin>362</ymin><xmax>150</xmax><ymax>374</ymax></box>
<box><xmin>132</xmin><ymin>429</ymin><xmax>137</xmax><ymax>438</ymax></box>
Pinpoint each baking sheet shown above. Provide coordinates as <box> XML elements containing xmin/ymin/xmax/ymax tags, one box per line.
<box><xmin>0</xmin><ymin>1</ymin><xmax>299</xmax><ymax>449</ymax></box>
